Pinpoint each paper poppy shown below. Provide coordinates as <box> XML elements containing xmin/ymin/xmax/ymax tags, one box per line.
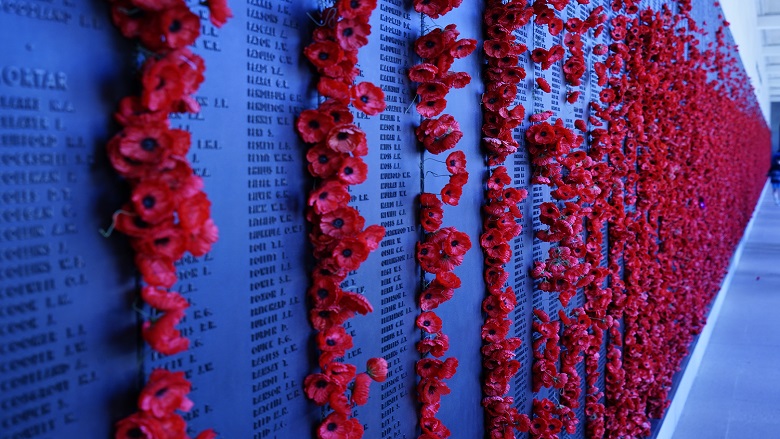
<box><xmin>416</xmin><ymin>311</ymin><xmax>443</xmax><ymax>334</ymax></box>
<box><xmin>138</xmin><ymin>369</ymin><xmax>193</xmax><ymax>418</ymax></box>
<box><xmin>336</xmin><ymin>0</ymin><xmax>377</xmax><ymax>19</ymax></box>
<box><xmin>445</xmin><ymin>151</ymin><xmax>467</xmax><ymax>174</ymax></box>
<box><xmin>141</xmin><ymin>310</ymin><xmax>188</xmax><ymax>355</ymax></box>
<box><xmin>351</xmin><ymin>82</ymin><xmax>386</xmax><ymax>115</ymax></box>
<box><xmin>366</xmin><ymin>357</ymin><xmax>388</xmax><ymax>382</ymax></box>
<box><xmin>336</xmin><ymin>18</ymin><xmax>371</xmax><ymax>50</ymax></box>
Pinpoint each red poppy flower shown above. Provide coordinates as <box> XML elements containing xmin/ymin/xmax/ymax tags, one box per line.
<box><xmin>414</xmin><ymin>0</ymin><xmax>459</xmax><ymax>18</ymax></box>
<box><xmin>110</xmin><ymin>0</ymin><xmax>148</xmax><ymax>39</ymax></box>
<box><xmin>338</xmin><ymin>292</ymin><xmax>372</xmax><ymax>316</ymax></box>
<box><xmin>442</xmin><ymin>71</ymin><xmax>471</xmax><ymax>89</ymax></box>
<box><xmin>417</xmin><ymin>378</ymin><xmax>451</xmax><ymax>404</ymax></box>
<box><xmin>366</xmin><ymin>357</ymin><xmax>388</xmax><ymax>382</ymax></box>
<box><xmin>130</xmin><ymin>180</ymin><xmax>175</xmax><ymax>224</ymax></box>
<box><xmin>484</xmin><ymin>38</ymin><xmax>512</xmax><ymax>58</ymax></box>
<box><xmin>317</xmin><ymin>325</ymin><xmax>354</xmax><ymax>360</ymax></box>
<box><xmin>421</xmin><ymin>418</ymin><xmax>450</xmax><ymax>438</ymax></box>
<box><xmin>136</xmin><ymin>254</ymin><xmax>177</xmax><ymax>289</ymax></box>
<box><xmin>536</xmin><ymin>78</ymin><xmax>551</xmax><ymax>93</ymax></box>
<box><xmin>417</xmin><ymin>98</ymin><xmax>447</xmax><ymax>118</ymax></box>
<box><xmin>141</xmin><ymin>286</ymin><xmax>188</xmax><ymax>312</ymax></box>
<box><xmin>440</xmin><ymin>181</ymin><xmax>463</xmax><ymax>206</ymax></box>
<box><xmin>445</xmin><ymin>150</ymin><xmax>467</xmax><ymax>174</ymax></box>
<box><xmin>416</xmin><ymin>311</ymin><xmax>443</xmax><ymax>333</ymax></box>
<box><xmin>526</xmin><ymin>122</ymin><xmax>557</xmax><ymax>145</ymax></box>
<box><xmin>328</xmin><ymin>392</ymin><xmax>351</xmax><ymax>416</ymax></box>
<box><xmin>336</xmin><ymin>0</ymin><xmax>377</xmax><ymax>19</ymax></box>
<box><xmin>349</xmin><ymin>373</ymin><xmax>371</xmax><ymax>406</ymax></box>
<box><xmin>439</xmin><ymin>227</ymin><xmax>471</xmax><ymax>256</ymax></box>
<box><xmin>319</xmin><ymin>207</ymin><xmax>365</xmax><ymax>239</ymax></box>
<box><xmin>482</xmin><ymin>318</ymin><xmax>511</xmax><ymax>343</ymax></box>
<box><xmin>351</xmin><ymin>82</ymin><xmax>386</xmax><ymax>115</ymax></box>
<box><xmin>415</xmin><ymin>30</ymin><xmax>447</xmax><ymax>59</ymax></box>
<box><xmin>324</xmin><ymin>361</ymin><xmax>358</xmax><ymax>387</ymax></box>
<box><xmin>132</xmin><ymin>224</ymin><xmax>186</xmax><ymax>262</ymax></box>
<box><xmin>139</xmin><ymin>5</ymin><xmax>200</xmax><ymax>52</ymax></box>
<box><xmin>332</xmin><ymin>238</ymin><xmax>370</xmax><ymax>271</ymax></box>
<box><xmin>305</xmin><ymin>41</ymin><xmax>344</xmax><ymax>70</ymax></box>
<box><xmin>563</xmin><ymin>58</ymin><xmax>586</xmax><ymax>85</ymax></box>
<box><xmin>115</xmin><ymin>96</ymin><xmax>168</xmax><ymax>127</ymax></box>
<box><xmin>421</xmin><ymin>206</ymin><xmax>444</xmax><ymax>232</ymax></box>
<box><xmin>417</xmin><ymin>357</ymin><xmax>458</xmax><ymax>379</ymax></box>
<box><xmin>325</xmin><ymin>124</ymin><xmax>367</xmax><ymax>155</ymax></box>
<box><xmin>417</xmin><ymin>114</ymin><xmax>463</xmax><ymax>154</ymax></box>
<box><xmin>358</xmin><ymin>224</ymin><xmax>385</xmax><ymax>252</ymax></box>
<box><xmin>112</xmin><ymin>124</ymin><xmax>172</xmax><ymax>166</ymax></box>
<box><xmin>304</xmin><ymin>373</ymin><xmax>337</xmax><ymax>405</ymax></box>
<box><xmin>306</xmin><ymin>144</ymin><xmax>345</xmax><ymax>178</ymax></box>
<box><xmin>600</xmin><ymin>88</ymin><xmax>616</xmax><ymax>103</ymax></box>
<box><xmin>308</xmin><ymin>277</ymin><xmax>344</xmax><ymax>309</ymax></box>
<box><xmin>335</xmin><ymin>156</ymin><xmax>368</xmax><ymax>185</ymax></box>
<box><xmin>296</xmin><ymin>110</ymin><xmax>334</xmax><ymax>143</ymax></box>
<box><xmin>409</xmin><ymin>63</ymin><xmax>440</xmax><ymax>82</ymax></box>
<box><xmin>419</xmin><ymin>279</ymin><xmax>454</xmax><ymax>310</ymax></box>
<box><xmin>320</xmin><ymin>100</ymin><xmax>354</xmax><ymax>125</ymax></box>
<box><xmin>487</xmin><ymin>166</ymin><xmax>510</xmax><ymax>189</ymax></box>
<box><xmin>317</xmin><ymin>412</ymin><xmax>362</xmax><ymax>439</ymax></box>
<box><xmin>206</xmin><ymin>0</ymin><xmax>232</xmax><ymax>27</ymax></box>
<box><xmin>530</xmin><ymin>111</ymin><xmax>554</xmax><ymax>123</ymax></box>
<box><xmin>142</xmin><ymin>310</ymin><xmax>189</xmax><ymax>355</ymax></box>
<box><xmin>309</xmin><ymin>307</ymin><xmax>354</xmax><ymax>332</ymax></box>
<box><xmin>417</xmin><ymin>333</ymin><xmax>450</xmax><ymax>357</ymax></box>
<box><xmin>318</xmin><ymin>77</ymin><xmax>351</xmax><ymax>103</ymax></box>
<box><xmin>309</xmin><ymin>181</ymin><xmax>350</xmax><ymax>214</ymax></box>
<box><xmin>450</xmin><ymin>38</ymin><xmax>477</xmax><ymax>58</ymax></box>
<box><xmin>482</xmin><ymin>90</ymin><xmax>511</xmax><ymax>113</ymax></box>
<box><xmin>548</xmin><ymin>17</ymin><xmax>564</xmax><ymax>36</ymax></box>
<box><xmin>336</xmin><ymin>18</ymin><xmax>371</xmax><ymax>51</ymax></box>
<box><xmin>138</xmin><ymin>369</ymin><xmax>193</xmax><ymax>418</ymax></box>
<box><xmin>115</xmin><ymin>412</ymin><xmax>166</xmax><ymax>439</ymax></box>
<box><xmin>417</xmin><ymin>81</ymin><xmax>449</xmax><ymax>100</ymax></box>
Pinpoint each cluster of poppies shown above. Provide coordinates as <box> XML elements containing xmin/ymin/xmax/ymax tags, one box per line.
<box><xmin>115</xmin><ymin>370</ymin><xmax>215</xmax><ymax>439</ymax></box>
<box><xmin>409</xmin><ymin>7</ymin><xmax>474</xmax><ymax>436</ymax></box>
<box><xmin>296</xmin><ymin>1</ymin><xmax>390</xmax><ymax>438</ymax></box>
<box><xmin>412</xmin><ymin>0</ymin><xmax>463</xmax><ymax>18</ymax></box>
<box><xmin>411</xmin><ymin>22</ymin><xmax>475</xmax><ymax>163</ymax></box>
<box><xmin>107</xmin><ymin>1</ymin><xmax>232</xmax><ymax>437</ymax></box>
<box><xmin>479</xmin><ymin>2</ymin><xmax>536</xmax><ymax>437</ymax></box>
<box><xmin>582</xmin><ymin>2</ymin><xmax>769</xmax><ymax>438</ymax></box>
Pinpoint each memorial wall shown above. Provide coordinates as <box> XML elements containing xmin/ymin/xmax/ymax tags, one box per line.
<box><xmin>0</xmin><ymin>1</ymin><xmax>770</xmax><ymax>439</ymax></box>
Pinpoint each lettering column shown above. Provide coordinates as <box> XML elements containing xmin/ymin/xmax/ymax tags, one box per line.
<box><xmin>342</xmin><ymin>1</ymin><xmax>420</xmax><ymax>436</ymax></box>
<box><xmin>509</xmin><ymin>21</ymin><xmax>537</xmax><ymax>420</ymax></box>
<box><xmin>0</xmin><ymin>2</ymin><xmax>137</xmax><ymax>437</ymax></box>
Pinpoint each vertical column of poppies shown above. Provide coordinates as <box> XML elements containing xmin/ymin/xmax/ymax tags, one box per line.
<box><xmin>295</xmin><ymin>2</ymin><xmax>391</xmax><ymax>438</ymax></box>
<box><xmin>522</xmin><ymin>1</ymin><xmax>613</xmax><ymax>437</ymax></box>
<box><xmin>479</xmin><ymin>2</ymin><xmax>538</xmax><ymax>438</ymax></box>
<box><xmin>106</xmin><ymin>1</ymin><xmax>231</xmax><ymax>438</ymax></box>
<box><xmin>585</xmin><ymin>1</ymin><xmax>770</xmax><ymax>437</ymax></box>
<box><xmin>407</xmin><ymin>3</ymin><xmax>476</xmax><ymax>435</ymax></box>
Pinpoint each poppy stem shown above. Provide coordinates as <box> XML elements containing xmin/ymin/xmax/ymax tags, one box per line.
<box><xmin>424</xmin><ymin>158</ymin><xmax>446</xmax><ymax>164</ymax></box>
<box><xmin>425</xmin><ymin>171</ymin><xmax>448</xmax><ymax>178</ymax></box>
<box><xmin>404</xmin><ymin>95</ymin><xmax>419</xmax><ymax>114</ymax></box>
<box><xmin>132</xmin><ymin>299</ymin><xmax>150</xmax><ymax>320</ymax></box>
<box><xmin>305</xmin><ymin>11</ymin><xmax>325</xmax><ymax>26</ymax></box>
<box><xmin>423</xmin><ymin>17</ymin><xmax>442</xmax><ymax>32</ymax></box>
<box><xmin>99</xmin><ymin>209</ymin><xmax>135</xmax><ymax>238</ymax></box>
